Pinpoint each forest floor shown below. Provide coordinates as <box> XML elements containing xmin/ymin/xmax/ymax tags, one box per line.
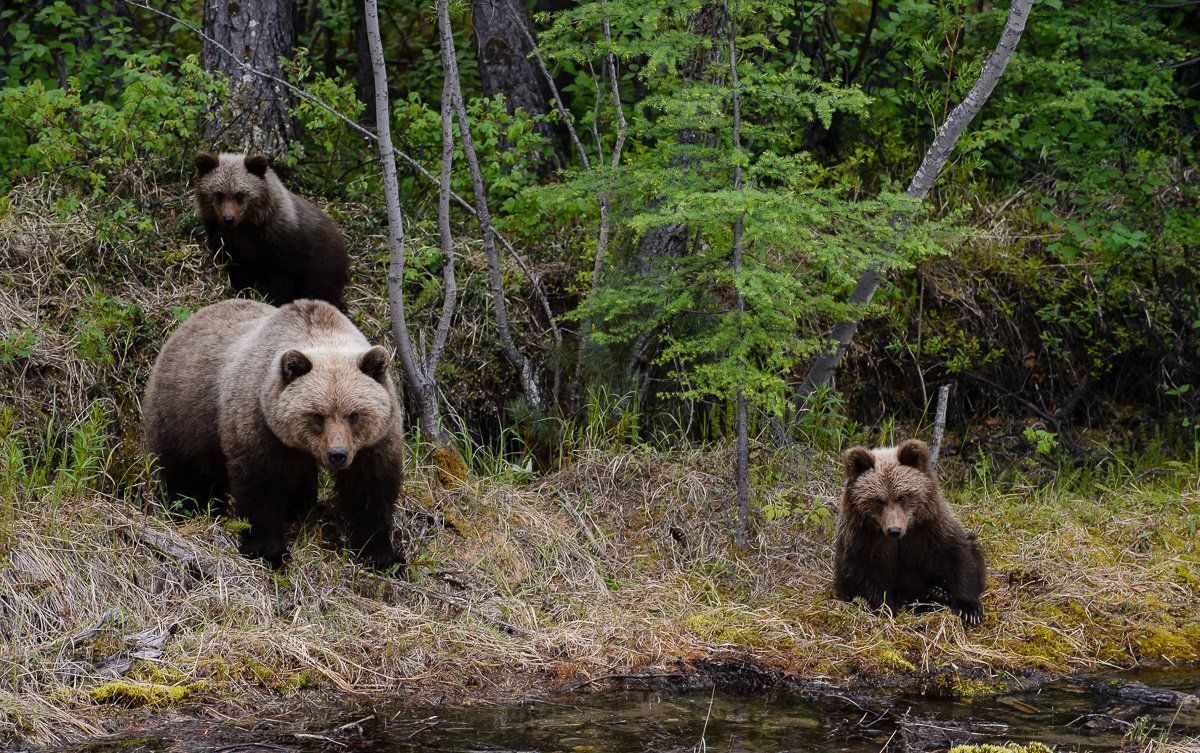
<box><xmin>3</xmin><ymin>180</ymin><xmax>1199</xmax><ymax>747</ymax></box>
<box><xmin>2</xmin><ymin>438</ymin><xmax>1198</xmax><ymax>746</ymax></box>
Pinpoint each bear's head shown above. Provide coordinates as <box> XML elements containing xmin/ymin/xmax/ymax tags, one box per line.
<box><xmin>194</xmin><ymin>152</ymin><xmax>272</xmax><ymax>228</ymax></box>
<box><xmin>841</xmin><ymin>439</ymin><xmax>939</xmax><ymax>540</ymax></box>
<box><xmin>265</xmin><ymin>345</ymin><xmax>395</xmax><ymax>471</ymax></box>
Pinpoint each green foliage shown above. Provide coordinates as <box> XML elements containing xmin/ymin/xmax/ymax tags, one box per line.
<box><xmin>540</xmin><ymin>0</ymin><xmax>951</xmax><ymax>423</ymax></box>
<box><xmin>0</xmin><ymin>0</ymin><xmax>217</xmax><ymax>192</ymax></box>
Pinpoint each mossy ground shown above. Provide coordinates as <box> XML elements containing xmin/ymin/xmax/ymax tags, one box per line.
<box><xmin>2</xmin><ymin>180</ymin><xmax>1198</xmax><ymax>746</ymax></box>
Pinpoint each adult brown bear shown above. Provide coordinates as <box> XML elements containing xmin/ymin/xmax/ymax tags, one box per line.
<box><xmin>194</xmin><ymin>152</ymin><xmax>349</xmax><ymax>309</ymax></box>
<box><xmin>833</xmin><ymin>439</ymin><xmax>986</xmax><ymax>624</ymax></box>
<box><xmin>142</xmin><ymin>298</ymin><xmax>402</xmax><ymax>568</ymax></box>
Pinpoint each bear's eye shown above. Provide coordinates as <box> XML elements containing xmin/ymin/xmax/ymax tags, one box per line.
<box><xmin>347</xmin><ymin>411</ymin><xmax>360</xmax><ymax>425</ymax></box>
<box><xmin>897</xmin><ymin>494</ymin><xmax>908</xmax><ymax>505</ymax></box>
<box><xmin>235</xmin><ymin>192</ymin><xmax>246</xmax><ymax>202</ymax></box>
<box><xmin>310</xmin><ymin>413</ymin><xmax>325</xmax><ymax>426</ymax></box>
<box><xmin>873</xmin><ymin>498</ymin><xmax>885</xmax><ymax>508</ymax></box>
<box><xmin>214</xmin><ymin>192</ymin><xmax>224</xmax><ymax>202</ymax></box>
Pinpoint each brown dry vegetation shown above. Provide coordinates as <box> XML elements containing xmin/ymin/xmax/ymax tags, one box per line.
<box><xmin>2</xmin><ymin>180</ymin><xmax>1199</xmax><ymax>746</ymax></box>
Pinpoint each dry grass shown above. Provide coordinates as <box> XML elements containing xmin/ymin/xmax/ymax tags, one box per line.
<box><xmin>2</xmin><ymin>179</ymin><xmax>1199</xmax><ymax>746</ymax></box>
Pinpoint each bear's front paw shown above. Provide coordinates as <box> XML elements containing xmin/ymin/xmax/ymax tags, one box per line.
<box><xmin>952</xmin><ymin>600</ymin><xmax>983</xmax><ymax>626</ymax></box>
<box><xmin>356</xmin><ymin>541</ymin><xmax>404</xmax><ymax>573</ymax></box>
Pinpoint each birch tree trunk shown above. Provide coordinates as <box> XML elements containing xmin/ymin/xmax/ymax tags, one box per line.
<box><xmin>201</xmin><ymin>0</ymin><xmax>298</xmax><ymax>156</ymax></box>
<box><xmin>793</xmin><ymin>0</ymin><xmax>1034</xmax><ymax>403</ymax></box>
<box><xmin>364</xmin><ymin>0</ymin><xmax>455</xmax><ymax>444</ymax></box>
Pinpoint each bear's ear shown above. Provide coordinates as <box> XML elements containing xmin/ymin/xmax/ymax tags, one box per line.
<box><xmin>195</xmin><ymin>152</ymin><xmax>219</xmax><ymax>175</ymax></box>
<box><xmin>280</xmin><ymin>349</ymin><xmax>312</xmax><ymax>383</ymax></box>
<box><xmin>896</xmin><ymin>439</ymin><xmax>931</xmax><ymax>472</ymax></box>
<box><xmin>244</xmin><ymin>154</ymin><xmax>270</xmax><ymax>178</ymax></box>
<box><xmin>842</xmin><ymin>446</ymin><xmax>875</xmax><ymax>481</ymax></box>
<box><xmin>359</xmin><ymin>346</ymin><xmax>389</xmax><ymax>382</ymax></box>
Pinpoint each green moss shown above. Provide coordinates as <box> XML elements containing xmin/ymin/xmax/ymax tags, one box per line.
<box><xmin>1134</xmin><ymin>625</ymin><xmax>1200</xmax><ymax>661</ymax></box>
<box><xmin>89</xmin><ymin>680</ymin><xmax>208</xmax><ymax>707</ymax></box>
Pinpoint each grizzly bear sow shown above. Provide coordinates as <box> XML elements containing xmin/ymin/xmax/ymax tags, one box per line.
<box><xmin>142</xmin><ymin>298</ymin><xmax>402</xmax><ymax>568</ymax></box>
<box><xmin>194</xmin><ymin>152</ymin><xmax>349</xmax><ymax>308</ymax></box>
<box><xmin>833</xmin><ymin>439</ymin><xmax>986</xmax><ymax>625</ymax></box>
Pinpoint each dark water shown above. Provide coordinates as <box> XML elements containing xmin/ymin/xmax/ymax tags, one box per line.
<box><xmin>372</xmin><ymin>671</ymin><xmax>1200</xmax><ymax>752</ymax></box>
<box><xmin>66</xmin><ymin>670</ymin><xmax>1200</xmax><ymax>752</ymax></box>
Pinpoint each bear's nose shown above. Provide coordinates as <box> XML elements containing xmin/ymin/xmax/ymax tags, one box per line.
<box><xmin>886</xmin><ymin>526</ymin><xmax>903</xmax><ymax>539</ymax></box>
<box><xmin>223</xmin><ymin>214</ymin><xmax>236</xmax><ymax>225</ymax></box>
<box><xmin>328</xmin><ymin>447</ymin><xmax>349</xmax><ymax>469</ymax></box>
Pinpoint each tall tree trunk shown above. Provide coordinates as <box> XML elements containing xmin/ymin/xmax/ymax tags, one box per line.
<box><xmin>201</xmin><ymin>0</ymin><xmax>299</xmax><ymax>157</ymax></box>
<box><xmin>471</xmin><ymin>0</ymin><xmax>549</xmax><ymax>122</ymax></box>
<box><xmin>792</xmin><ymin>0</ymin><xmax>1034</xmax><ymax>404</ymax></box>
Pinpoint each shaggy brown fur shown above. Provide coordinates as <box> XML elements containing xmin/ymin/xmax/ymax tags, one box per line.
<box><xmin>194</xmin><ymin>153</ymin><xmax>349</xmax><ymax>309</ymax></box>
<box><xmin>142</xmin><ymin>298</ymin><xmax>403</xmax><ymax>568</ymax></box>
<box><xmin>833</xmin><ymin>439</ymin><xmax>986</xmax><ymax>625</ymax></box>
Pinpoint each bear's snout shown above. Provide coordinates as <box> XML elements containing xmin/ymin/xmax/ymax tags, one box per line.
<box><xmin>328</xmin><ymin>447</ymin><xmax>349</xmax><ymax>469</ymax></box>
<box><xmin>886</xmin><ymin>526</ymin><xmax>903</xmax><ymax>539</ymax></box>
<box><xmin>223</xmin><ymin>214</ymin><xmax>236</xmax><ymax>225</ymax></box>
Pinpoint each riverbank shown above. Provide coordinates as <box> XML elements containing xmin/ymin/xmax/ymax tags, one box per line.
<box><xmin>2</xmin><ymin>438</ymin><xmax>1198</xmax><ymax>746</ymax></box>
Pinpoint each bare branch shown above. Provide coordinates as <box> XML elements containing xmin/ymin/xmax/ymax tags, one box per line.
<box><xmin>439</xmin><ymin>0</ymin><xmax>548</xmax><ymax>412</ymax></box>
<box><xmin>728</xmin><ymin>1</ymin><xmax>750</xmax><ymax>545</ymax></box>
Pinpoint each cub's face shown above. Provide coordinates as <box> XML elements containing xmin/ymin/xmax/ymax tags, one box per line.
<box><xmin>268</xmin><ymin>346</ymin><xmax>395</xmax><ymax>470</ymax></box>
<box><xmin>194</xmin><ymin>152</ymin><xmax>270</xmax><ymax>227</ymax></box>
<box><xmin>842</xmin><ymin>439</ymin><xmax>938</xmax><ymax>539</ymax></box>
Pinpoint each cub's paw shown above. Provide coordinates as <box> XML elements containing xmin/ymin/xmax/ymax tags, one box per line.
<box><xmin>952</xmin><ymin>600</ymin><xmax>983</xmax><ymax>626</ymax></box>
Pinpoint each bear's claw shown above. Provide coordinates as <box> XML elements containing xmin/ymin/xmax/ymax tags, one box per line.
<box><xmin>953</xmin><ymin>601</ymin><xmax>983</xmax><ymax>626</ymax></box>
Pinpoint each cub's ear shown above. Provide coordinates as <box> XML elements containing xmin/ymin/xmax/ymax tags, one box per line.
<box><xmin>280</xmin><ymin>349</ymin><xmax>312</xmax><ymax>383</ymax></box>
<box><xmin>195</xmin><ymin>152</ymin><xmax>219</xmax><ymax>175</ymax></box>
<box><xmin>360</xmin><ymin>346</ymin><xmax>389</xmax><ymax>382</ymax></box>
<box><xmin>244</xmin><ymin>154</ymin><xmax>270</xmax><ymax>177</ymax></box>
<box><xmin>842</xmin><ymin>446</ymin><xmax>876</xmax><ymax>481</ymax></box>
<box><xmin>896</xmin><ymin>439</ymin><xmax>931</xmax><ymax>472</ymax></box>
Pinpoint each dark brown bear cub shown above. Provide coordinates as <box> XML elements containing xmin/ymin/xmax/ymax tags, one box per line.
<box><xmin>833</xmin><ymin>439</ymin><xmax>986</xmax><ymax>625</ymax></box>
<box><xmin>194</xmin><ymin>152</ymin><xmax>349</xmax><ymax>309</ymax></box>
<box><xmin>142</xmin><ymin>298</ymin><xmax>402</xmax><ymax>569</ymax></box>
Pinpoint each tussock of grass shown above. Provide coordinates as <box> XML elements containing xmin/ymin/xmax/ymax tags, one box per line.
<box><xmin>2</xmin><ymin>179</ymin><xmax>1199</xmax><ymax>746</ymax></box>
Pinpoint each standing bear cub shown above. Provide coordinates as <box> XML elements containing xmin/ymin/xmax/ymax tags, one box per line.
<box><xmin>833</xmin><ymin>439</ymin><xmax>986</xmax><ymax>625</ymax></box>
<box><xmin>142</xmin><ymin>298</ymin><xmax>402</xmax><ymax>569</ymax></box>
<box><xmin>194</xmin><ymin>152</ymin><xmax>349</xmax><ymax>309</ymax></box>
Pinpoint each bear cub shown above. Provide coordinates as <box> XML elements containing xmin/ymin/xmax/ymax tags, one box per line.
<box><xmin>194</xmin><ymin>152</ymin><xmax>349</xmax><ymax>309</ymax></box>
<box><xmin>142</xmin><ymin>298</ymin><xmax>403</xmax><ymax>569</ymax></box>
<box><xmin>833</xmin><ymin>439</ymin><xmax>986</xmax><ymax>625</ymax></box>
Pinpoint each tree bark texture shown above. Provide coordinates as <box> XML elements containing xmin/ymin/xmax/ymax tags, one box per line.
<box><xmin>471</xmin><ymin>0</ymin><xmax>549</xmax><ymax>120</ymax></box>
<box><xmin>201</xmin><ymin>0</ymin><xmax>299</xmax><ymax>157</ymax></box>
<box><xmin>794</xmin><ymin>0</ymin><xmax>1034</xmax><ymax>402</ymax></box>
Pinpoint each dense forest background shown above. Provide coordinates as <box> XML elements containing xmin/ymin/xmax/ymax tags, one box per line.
<box><xmin>1</xmin><ymin>0</ymin><xmax>1198</xmax><ymax>469</ymax></box>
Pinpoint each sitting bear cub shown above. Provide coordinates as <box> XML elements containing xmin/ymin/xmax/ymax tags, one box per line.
<box><xmin>833</xmin><ymin>439</ymin><xmax>986</xmax><ymax>625</ymax></box>
<box><xmin>142</xmin><ymin>298</ymin><xmax>403</xmax><ymax>568</ymax></box>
